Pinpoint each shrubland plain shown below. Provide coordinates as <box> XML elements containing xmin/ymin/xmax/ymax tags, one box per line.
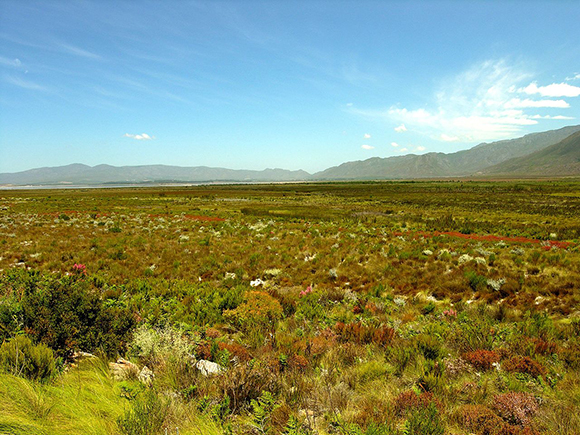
<box><xmin>1</xmin><ymin>180</ymin><xmax>580</xmax><ymax>435</ymax></box>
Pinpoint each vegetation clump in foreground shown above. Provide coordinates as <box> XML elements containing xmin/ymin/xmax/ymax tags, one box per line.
<box><xmin>0</xmin><ymin>180</ymin><xmax>579</xmax><ymax>434</ymax></box>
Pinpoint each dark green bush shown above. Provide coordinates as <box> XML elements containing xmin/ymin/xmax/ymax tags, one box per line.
<box><xmin>15</xmin><ymin>271</ymin><xmax>135</xmax><ymax>358</ymax></box>
<box><xmin>0</xmin><ymin>335</ymin><xmax>57</xmax><ymax>381</ymax></box>
<box><xmin>415</xmin><ymin>334</ymin><xmax>443</xmax><ymax>361</ymax></box>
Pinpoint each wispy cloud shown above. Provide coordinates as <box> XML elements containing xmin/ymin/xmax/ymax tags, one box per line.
<box><xmin>356</xmin><ymin>59</ymin><xmax>577</xmax><ymax>143</ymax></box>
<box><xmin>361</xmin><ymin>144</ymin><xmax>374</xmax><ymax>150</ymax></box>
<box><xmin>519</xmin><ymin>82</ymin><xmax>580</xmax><ymax>98</ymax></box>
<box><xmin>530</xmin><ymin>114</ymin><xmax>574</xmax><ymax>120</ymax></box>
<box><xmin>124</xmin><ymin>133</ymin><xmax>154</xmax><ymax>140</ymax></box>
<box><xmin>57</xmin><ymin>43</ymin><xmax>102</xmax><ymax>60</ymax></box>
<box><xmin>390</xmin><ymin>142</ymin><xmax>399</xmax><ymax>147</ymax></box>
<box><xmin>3</xmin><ymin>74</ymin><xmax>47</xmax><ymax>91</ymax></box>
<box><xmin>415</xmin><ymin>146</ymin><xmax>426</xmax><ymax>152</ymax></box>
<box><xmin>363</xmin><ymin>133</ymin><xmax>371</xmax><ymax>139</ymax></box>
<box><xmin>0</xmin><ymin>56</ymin><xmax>22</xmax><ymax>68</ymax></box>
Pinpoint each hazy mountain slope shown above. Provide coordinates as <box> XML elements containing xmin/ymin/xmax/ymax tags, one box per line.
<box><xmin>481</xmin><ymin>130</ymin><xmax>580</xmax><ymax>176</ymax></box>
<box><xmin>0</xmin><ymin>164</ymin><xmax>311</xmax><ymax>185</ymax></box>
<box><xmin>314</xmin><ymin>125</ymin><xmax>580</xmax><ymax>179</ymax></box>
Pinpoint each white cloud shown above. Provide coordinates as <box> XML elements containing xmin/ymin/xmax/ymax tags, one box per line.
<box><xmin>382</xmin><ymin>59</ymin><xmax>559</xmax><ymax>142</ymax></box>
<box><xmin>504</xmin><ymin>98</ymin><xmax>570</xmax><ymax>108</ymax></box>
<box><xmin>363</xmin><ymin>133</ymin><xmax>371</xmax><ymax>139</ymax></box>
<box><xmin>566</xmin><ymin>73</ymin><xmax>580</xmax><ymax>81</ymax></box>
<box><xmin>519</xmin><ymin>82</ymin><xmax>580</xmax><ymax>98</ymax></box>
<box><xmin>531</xmin><ymin>114</ymin><xmax>575</xmax><ymax>120</ymax></box>
<box><xmin>399</xmin><ymin>147</ymin><xmax>408</xmax><ymax>152</ymax></box>
<box><xmin>441</xmin><ymin>134</ymin><xmax>460</xmax><ymax>142</ymax></box>
<box><xmin>416</xmin><ymin>146</ymin><xmax>426</xmax><ymax>151</ymax></box>
<box><xmin>352</xmin><ymin>59</ymin><xmax>579</xmax><ymax>144</ymax></box>
<box><xmin>361</xmin><ymin>144</ymin><xmax>374</xmax><ymax>150</ymax></box>
<box><xmin>124</xmin><ymin>133</ymin><xmax>154</xmax><ymax>140</ymax></box>
<box><xmin>390</xmin><ymin>142</ymin><xmax>399</xmax><ymax>147</ymax></box>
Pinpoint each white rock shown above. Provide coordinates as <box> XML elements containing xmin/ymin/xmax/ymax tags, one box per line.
<box><xmin>196</xmin><ymin>359</ymin><xmax>225</xmax><ymax>376</ymax></box>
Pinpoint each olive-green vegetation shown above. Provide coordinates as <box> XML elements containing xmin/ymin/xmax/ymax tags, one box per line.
<box><xmin>1</xmin><ymin>180</ymin><xmax>579</xmax><ymax>434</ymax></box>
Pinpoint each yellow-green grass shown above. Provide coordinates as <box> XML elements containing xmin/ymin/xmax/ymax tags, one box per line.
<box><xmin>0</xmin><ymin>358</ymin><xmax>223</xmax><ymax>435</ymax></box>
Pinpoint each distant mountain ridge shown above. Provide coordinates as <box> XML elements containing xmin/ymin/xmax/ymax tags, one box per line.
<box><xmin>0</xmin><ymin>164</ymin><xmax>311</xmax><ymax>185</ymax></box>
<box><xmin>313</xmin><ymin>125</ymin><xmax>580</xmax><ymax>179</ymax></box>
<box><xmin>1</xmin><ymin>125</ymin><xmax>579</xmax><ymax>186</ymax></box>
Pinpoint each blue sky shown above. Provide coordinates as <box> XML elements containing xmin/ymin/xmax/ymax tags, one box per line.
<box><xmin>1</xmin><ymin>1</ymin><xmax>579</xmax><ymax>174</ymax></box>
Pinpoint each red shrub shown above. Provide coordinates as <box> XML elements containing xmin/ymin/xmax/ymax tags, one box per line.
<box><xmin>394</xmin><ymin>390</ymin><xmax>439</xmax><ymax>416</ymax></box>
<box><xmin>533</xmin><ymin>339</ymin><xmax>557</xmax><ymax>356</ymax></box>
<box><xmin>335</xmin><ymin>322</ymin><xmax>395</xmax><ymax>347</ymax></box>
<box><xmin>289</xmin><ymin>354</ymin><xmax>309</xmax><ymax>371</ymax></box>
<box><xmin>461</xmin><ymin>405</ymin><xmax>505</xmax><ymax>435</ymax></box>
<box><xmin>503</xmin><ymin>356</ymin><xmax>546</xmax><ymax>378</ymax></box>
<box><xmin>463</xmin><ymin>350</ymin><xmax>501</xmax><ymax>371</ymax></box>
<box><xmin>218</xmin><ymin>342</ymin><xmax>252</xmax><ymax>362</ymax></box>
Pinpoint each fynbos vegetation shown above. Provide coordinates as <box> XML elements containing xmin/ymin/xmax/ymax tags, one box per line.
<box><xmin>0</xmin><ymin>180</ymin><xmax>579</xmax><ymax>434</ymax></box>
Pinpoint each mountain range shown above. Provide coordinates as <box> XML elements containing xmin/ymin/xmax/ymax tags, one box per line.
<box><xmin>2</xmin><ymin>125</ymin><xmax>580</xmax><ymax>186</ymax></box>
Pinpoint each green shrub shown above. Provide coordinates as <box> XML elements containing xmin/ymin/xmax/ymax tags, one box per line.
<box><xmin>0</xmin><ymin>335</ymin><xmax>57</xmax><ymax>382</ymax></box>
<box><xmin>415</xmin><ymin>334</ymin><xmax>443</xmax><ymax>360</ymax></box>
<box><xmin>20</xmin><ymin>273</ymin><xmax>135</xmax><ymax>358</ymax></box>
<box><xmin>223</xmin><ymin>291</ymin><xmax>283</xmax><ymax>333</ymax></box>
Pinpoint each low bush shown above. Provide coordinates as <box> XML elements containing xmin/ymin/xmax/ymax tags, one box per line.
<box><xmin>17</xmin><ymin>272</ymin><xmax>135</xmax><ymax>358</ymax></box>
<box><xmin>492</xmin><ymin>392</ymin><xmax>538</xmax><ymax>428</ymax></box>
<box><xmin>223</xmin><ymin>291</ymin><xmax>283</xmax><ymax>333</ymax></box>
<box><xmin>0</xmin><ymin>335</ymin><xmax>57</xmax><ymax>382</ymax></box>
<box><xmin>463</xmin><ymin>349</ymin><xmax>500</xmax><ymax>371</ymax></box>
<box><xmin>394</xmin><ymin>390</ymin><xmax>438</xmax><ymax>416</ymax></box>
<box><xmin>502</xmin><ymin>356</ymin><xmax>546</xmax><ymax>378</ymax></box>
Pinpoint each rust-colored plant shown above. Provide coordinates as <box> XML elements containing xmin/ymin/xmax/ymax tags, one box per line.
<box><xmin>503</xmin><ymin>356</ymin><xmax>546</xmax><ymax>378</ymax></box>
<box><xmin>463</xmin><ymin>349</ymin><xmax>500</xmax><ymax>371</ymax></box>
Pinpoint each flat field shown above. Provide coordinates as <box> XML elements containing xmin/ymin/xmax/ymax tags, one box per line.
<box><xmin>1</xmin><ymin>180</ymin><xmax>579</xmax><ymax>435</ymax></box>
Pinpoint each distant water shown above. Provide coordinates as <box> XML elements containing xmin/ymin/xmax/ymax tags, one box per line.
<box><xmin>0</xmin><ymin>183</ymin><xmax>203</xmax><ymax>190</ymax></box>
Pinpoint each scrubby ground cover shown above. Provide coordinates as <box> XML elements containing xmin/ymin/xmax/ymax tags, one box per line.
<box><xmin>0</xmin><ymin>180</ymin><xmax>579</xmax><ymax>434</ymax></box>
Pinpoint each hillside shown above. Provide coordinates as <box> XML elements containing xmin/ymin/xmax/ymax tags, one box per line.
<box><xmin>314</xmin><ymin>125</ymin><xmax>580</xmax><ymax>179</ymax></box>
<box><xmin>481</xmin><ymin>130</ymin><xmax>580</xmax><ymax>177</ymax></box>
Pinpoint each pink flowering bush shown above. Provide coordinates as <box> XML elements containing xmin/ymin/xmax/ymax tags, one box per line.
<box><xmin>442</xmin><ymin>308</ymin><xmax>457</xmax><ymax>319</ymax></box>
<box><xmin>299</xmin><ymin>285</ymin><xmax>313</xmax><ymax>298</ymax></box>
<box><xmin>72</xmin><ymin>263</ymin><xmax>87</xmax><ymax>276</ymax></box>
